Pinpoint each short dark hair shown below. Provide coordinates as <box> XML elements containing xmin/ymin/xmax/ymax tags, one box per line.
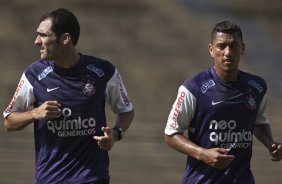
<box><xmin>211</xmin><ymin>21</ymin><xmax>243</xmax><ymax>42</ymax></box>
<box><xmin>40</xmin><ymin>8</ymin><xmax>80</xmax><ymax>46</ymax></box>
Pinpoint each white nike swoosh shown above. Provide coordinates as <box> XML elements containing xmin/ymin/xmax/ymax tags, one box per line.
<box><xmin>211</xmin><ymin>101</ymin><xmax>224</xmax><ymax>105</ymax></box>
<box><xmin>47</xmin><ymin>87</ymin><xmax>59</xmax><ymax>92</ymax></box>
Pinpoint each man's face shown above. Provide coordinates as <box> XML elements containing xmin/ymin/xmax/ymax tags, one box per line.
<box><xmin>34</xmin><ymin>19</ymin><xmax>61</xmax><ymax>60</ymax></box>
<box><xmin>209</xmin><ymin>32</ymin><xmax>245</xmax><ymax>78</ymax></box>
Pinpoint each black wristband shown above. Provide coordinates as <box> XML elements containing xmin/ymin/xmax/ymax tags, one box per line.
<box><xmin>113</xmin><ymin>127</ymin><xmax>124</xmax><ymax>141</ymax></box>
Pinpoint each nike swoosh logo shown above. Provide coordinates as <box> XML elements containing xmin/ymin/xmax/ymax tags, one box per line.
<box><xmin>47</xmin><ymin>87</ymin><xmax>59</xmax><ymax>92</ymax></box>
<box><xmin>211</xmin><ymin>101</ymin><xmax>224</xmax><ymax>105</ymax></box>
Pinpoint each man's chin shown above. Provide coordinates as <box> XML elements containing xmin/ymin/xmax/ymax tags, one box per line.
<box><xmin>223</xmin><ymin>63</ymin><xmax>237</xmax><ymax>71</ymax></box>
<box><xmin>40</xmin><ymin>55</ymin><xmax>51</xmax><ymax>61</ymax></box>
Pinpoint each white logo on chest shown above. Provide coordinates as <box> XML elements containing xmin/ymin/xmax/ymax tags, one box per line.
<box><xmin>47</xmin><ymin>87</ymin><xmax>59</xmax><ymax>92</ymax></box>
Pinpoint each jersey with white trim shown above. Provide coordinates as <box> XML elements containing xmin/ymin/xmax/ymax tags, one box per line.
<box><xmin>165</xmin><ymin>67</ymin><xmax>268</xmax><ymax>184</ymax></box>
<box><xmin>3</xmin><ymin>54</ymin><xmax>133</xmax><ymax>184</ymax></box>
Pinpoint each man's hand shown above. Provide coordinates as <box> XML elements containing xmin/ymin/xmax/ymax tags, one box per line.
<box><xmin>93</xmin><ymin>127</ymin><xmax>118</xmax><ymax>151</ymax></box>
<box><xmin>270</xmin><ymin>142</ymin><xmax>282</xmax><ymax>161</ymax></box>
<box><xmin>200</xmin><ymin>148</ymin><xmax>235</xmax><ymax>169</ymax></box>
<box><xmin>4</xmin><ymin>100</ymin><xmax>61</xmax><ymax>131</ymax></box>
<box><xmin>164</xmin><ymin>134</ymin><xmax>235</xmax><ymax>169</ymax></box>
<box><xmin>31</xmin><ymin>101</ymin><xmax>61</xmax><ymax>120</ymax></box>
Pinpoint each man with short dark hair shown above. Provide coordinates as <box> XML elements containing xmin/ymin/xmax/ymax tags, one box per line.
<box><xmin>164</xmin><ymin>21</ymin><xmax>281</xmax><ymax>183</ymax></box>
<box><xmin>3</xmin><ymin>8</ymin><xmax>134</xmax><ymax>184</ymax></box>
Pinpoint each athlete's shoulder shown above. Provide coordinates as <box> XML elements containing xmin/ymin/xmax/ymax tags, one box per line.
<box><xmin>24</xmin><ymin>60</ymin><xmax>53</xmax><ymax>82</ymax></box>
<box><xmin>80</xmin><ymin>54</ymin><xmax>116</xmax><ymax>78</ymax></box>
<box><xmin>239</xmin><ymin>70</ymin><xmax>266</xmax><ymax>83</ymax></box>
<box><xmin>239</xmin><ymin>70</ymin><xmax>267</xmax><ymax>92</ymax></box>
<box><xmin>80</xmin><ymin>54</ymin><xmax>115</xmax><ymax>70</ymax></box>
<box><xmin>26</xmin><ymin>60</ymin><xmax>52</xmax><ymax>72</ymax></box>
<box><xmin>182</xmin><ymin>68</ymin><xmax>212</xmax><ymax>93</ymax></box>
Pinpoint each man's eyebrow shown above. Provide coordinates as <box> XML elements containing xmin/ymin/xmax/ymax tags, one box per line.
<box><xmin>215</xmin><ymin>42</ymin><xmax>226</xmax><ymax>46</ymax></box>
<box><xmin>36</xmin><ymin>32</ymin><xmax>45</xmax><ymax>35</ymax></box>
<box><xmin>36</xmin><ymin>32</ymin><xmax>51</xmax><ymax>37</ymax></box>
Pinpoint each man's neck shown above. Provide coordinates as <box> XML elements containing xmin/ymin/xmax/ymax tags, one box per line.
<box><xmin>54</xmin><ymin>49</ymin><xmax>80</xmax><ymax>69</ymax></box>
<box><xmin>214</xmin><ymin>67</ymin><xmax>238</xmax><ymax>82</ymax></box>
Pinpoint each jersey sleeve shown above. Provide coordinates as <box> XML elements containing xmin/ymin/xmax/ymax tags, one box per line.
<box><xmin>3</xmin><ymin>73</ymin><xmax>35</xmax><ymax>118</ymax></box>
<box><xmin>164</xmin><ymin>85</ymin><xmax>196</xmax><ymax>135</ymax></box>
<box><xmin>105</xmin><ymin>69</ymin><xmax>133</xmax><ymax>114</ymax></box>
<box><xmin>255</xmin><ymin>94</ymin><xmax>270</xmax><ymax>125</ymax></box>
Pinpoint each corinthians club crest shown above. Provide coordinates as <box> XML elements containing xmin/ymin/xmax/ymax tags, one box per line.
<box><xmin>82</xmin><ymin>76</ymin><xmax>96</xmax><ymax>96</ymax></box>
<box><xmin>245</xmin><ymin>90</ymin><xmax>257</xmax><ymax>110</ymax></box>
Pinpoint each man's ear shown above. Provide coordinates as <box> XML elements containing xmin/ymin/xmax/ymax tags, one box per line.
<box><xmin>61</xmin><ymin>33</ymin><xmax>71</xmax><ymax>45</ymax></box>
<box><xmin>208</xmin><ymin>44</ymin><xmax>214</xmax><ymax>57</ymax></box>
<box><xmin>241</xmin><ymin>42</ymin><xmax>245</xmax><ymax>55</ymax></box>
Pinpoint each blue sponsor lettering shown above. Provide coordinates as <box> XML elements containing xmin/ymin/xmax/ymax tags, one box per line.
<box><xmin>38</xmin><ymin>66</ymin><xmax>53</xmax><ymax>80</ymax></box>
<box><xmin>86</xmin><ymin>64</ymin><xmax>104</xmax><ymax>77</ymax></box>
<box><xmin>248</xmin><ymin>80</ymin><xmax>263</xmax><ymax>93</ymax></box>
<box><xmin>201</xmin><ymin>80</ymin><xmax>215</xmax><ymax>93</ymax></box>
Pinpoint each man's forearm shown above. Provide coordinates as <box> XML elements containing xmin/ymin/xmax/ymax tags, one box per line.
<box><xmin>114</xmin><ymin>110</ymin><xmax>134</xmax><ymax>131</ymax></box>
<box><xmin>4</xmin><ymin>110</ymin><xmax>36</xmax><ymax>131</ymax></box>
<box><xmin>164</xmin><ymin>134</ymin><xmax>204</xmax><ymax>160</ymax></box>
<box><xmin>254</xmin><ymin>124</ymin><xmax>274</xmax><ymax>150</ymax></box>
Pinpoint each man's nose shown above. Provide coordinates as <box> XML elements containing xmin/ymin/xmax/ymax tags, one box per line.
<box><xmin>34</xmin><ymin>35</ymin><xmax>42</xmax><ymax>45</ymax></box>
<box><xmin>224</xmin><ymin>46</ymin><xmax>232</xmax><ymax>56</ymax></box>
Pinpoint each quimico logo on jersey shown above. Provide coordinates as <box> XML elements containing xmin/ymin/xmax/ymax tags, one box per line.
<box><xmin>47</xmin><ymin>107</ymin><xmax>97</xmax><ymax>137</ymax></box>
<box><xmin>208</xmin><ymin>120</ymin><xmax>252</xmax><ymax>149</ymax></box>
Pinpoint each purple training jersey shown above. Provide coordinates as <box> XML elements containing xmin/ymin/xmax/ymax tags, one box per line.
<box><xmin>4</xmin><ymin>54</ymin><xmax>133</xmax><ymax>184</ymax></box>
<box><xmin>165</xmin><ymin>67</ymin><xmax>269</xmax><ymax>184</ymax></box>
